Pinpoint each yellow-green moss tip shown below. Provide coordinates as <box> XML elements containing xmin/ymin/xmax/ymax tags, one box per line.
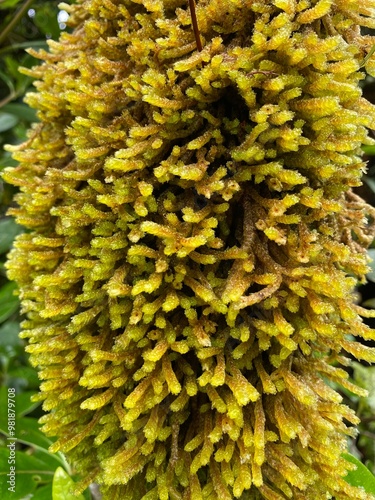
<box><xmin>3</xmin><ymin>0</ymin><xmax>375</xmax><ymax>498</ymax></box>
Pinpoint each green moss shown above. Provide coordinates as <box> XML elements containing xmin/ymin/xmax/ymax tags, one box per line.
<box><xmin>3</xmin><ymin>0</ymin><xmax>375</xmax><ymax>498</ymax></box>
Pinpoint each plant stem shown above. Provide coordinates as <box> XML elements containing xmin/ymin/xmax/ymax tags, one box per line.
<box><xmin>0</xmin><ymin>91</ymin><xmax>17</xmax><ymax>108</ymax></box>
<box><xmin>188</xmin><ymin>0</ymin><xmax>203</xmax><ymax>52</ymax></box>
<box><xmin>0</xmin><ymin>0</ymin><xmax>36</xmax><ymax>47</ymax></box>
<box><xmin>0</xmin><ymin>40</ymin><xmax>47</xmax><ymax>57</ymax></box>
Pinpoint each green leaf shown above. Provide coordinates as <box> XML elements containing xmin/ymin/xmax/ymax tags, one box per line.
<box><xmin>0</xmin><ymin>218</ymin><xmax>23</xmax><ymax>254</ymax></box>
<box><xmin>0</xmin><ymin>321</ymin><xmax>21</xmax><ymax>348</ymax></box>
<box><xmin>33</xmin><ymin>4</ymin><xmax>61</xmax><ymax>41</ymax></box>
<box><xmin>0</xmin><ymin>282</ymin><xmax>19</xmax><ymax>323</ymax></box>
<box><xmin>14</xmin><ymin>391</ymin><xmax>39</xmax><ymax>417</ymax></box>
<box><xmin>9</xmin><ymin>448</ymin><xmax>55</xmax><ymax>475</ymax></box>
<box><xmin>0</xmin><ymin>150</ymin><xmax>18</xmax><ymax>170</ymax></box>
<box><xmin>0</xmin><ymin>389</ymin><xmax>68</xmax><ymax>471</ymax></box>
<box><xmin>0</xmin><ymin>0</ymin><xmax>23</xmax><ymax>9</ymax></box>
<box><xmin>7</xmin><ymin>365</ymin><xmax>40</xmax><ymax>389</ymax></box>
<box><xmin>0</xmin><ymin>40</ymin><xmax>48</xmax><ymax>56</ymax></box>
<box><xmin>32</xmin><ymin>483</ymin><xmax>53</xmax><ymax>500</ymax></box>
<box><xmin>0</xmin><ymin>113</ymin><xmax>18</xmax><ymax>133</ymax></box>
<box><xmin>352</xmin><ymin>362</ymin><xmax>375</xmax><ymax>413</ymax></box>
<box><xmin>4</xmin><ymin>54</ymin><xmax>23</xmax><ymax>82</ymax></box>
<box><xmin>0</xmin><ymin>69</ymin><xmax>15</xmax><ymax>93</ymax></box>
<box><xmin>363</xmin><ymin>297</ymin><xmax>375</xmax><ymax>308</ymax></box>
<box><xmin>2</xmin><ymin>103</ymin><xmax>37</xmax><ymax>123</ymax></box>
<box><xmin>52</xmin><ymin>467</ymin><xmax>86</xmax><ymax>500</ymax></box>
<box><xmin>342</xmin><ymin>453</ymin><xmax>375</xmax><ymax>494</ymax></box>
<box><xmin>0</xmin><ymin>447</ymin><xmax>54</xmax><ymax>500</ymax></box>
<box><xmin>363</xmin><ymin>145</ymin><xmax>375</xmax><ymax>156</ymax></box>
<box><xmin>0</xmin><ymin>468</ymin><xmax>34</xmax><ymax>500</ymax></box>
<box><xmin>16</xmin><ymin>416</ymin><xmax>56</xmax><ymax>452</ymax></box>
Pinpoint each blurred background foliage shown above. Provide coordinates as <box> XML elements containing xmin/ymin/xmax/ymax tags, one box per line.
<box><xmin>0</xmin><ymin>1</ymin><xmax>92</xmax><ymax>498</ymax></box>
<box><xmin>0</xmin><ymin>1</ymin><xmax>375</xmax><ymax>499</ymax></box>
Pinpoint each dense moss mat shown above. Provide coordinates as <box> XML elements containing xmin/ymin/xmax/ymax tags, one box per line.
<box><xmin>4</xmin><ymin>0</ymin><xmax>375</xmax><ymax>498</ymax></box>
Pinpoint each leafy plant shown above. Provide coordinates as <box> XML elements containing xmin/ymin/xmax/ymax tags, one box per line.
<box><xmin>342</xmin><ymin>453</ymin><xmax>375</xmax><ymax>497</ymax></box>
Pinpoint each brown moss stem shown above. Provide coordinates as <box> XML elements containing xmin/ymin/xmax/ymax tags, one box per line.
<box><xmin>188</xmin><ymin>0</ymin><xmax>203</xmax><ymax>52</ymax></box>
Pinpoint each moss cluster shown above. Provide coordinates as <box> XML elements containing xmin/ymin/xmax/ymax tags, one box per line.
<box><xmin>4</xmin><ymin>0</ymin><xmax>375</xmax><ymax>498</ymax></box>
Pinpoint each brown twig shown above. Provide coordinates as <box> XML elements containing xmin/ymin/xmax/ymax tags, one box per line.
<box><xmin>188</xmin><ymin>0</ymin><xmax>203</xmax><ymax>52</ymax></box>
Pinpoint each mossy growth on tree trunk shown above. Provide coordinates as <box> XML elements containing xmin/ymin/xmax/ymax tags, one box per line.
<box><xmin>3</xmin><ymin>0</ymin><xmax>375</xmax><ymax>498</ymax></box>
